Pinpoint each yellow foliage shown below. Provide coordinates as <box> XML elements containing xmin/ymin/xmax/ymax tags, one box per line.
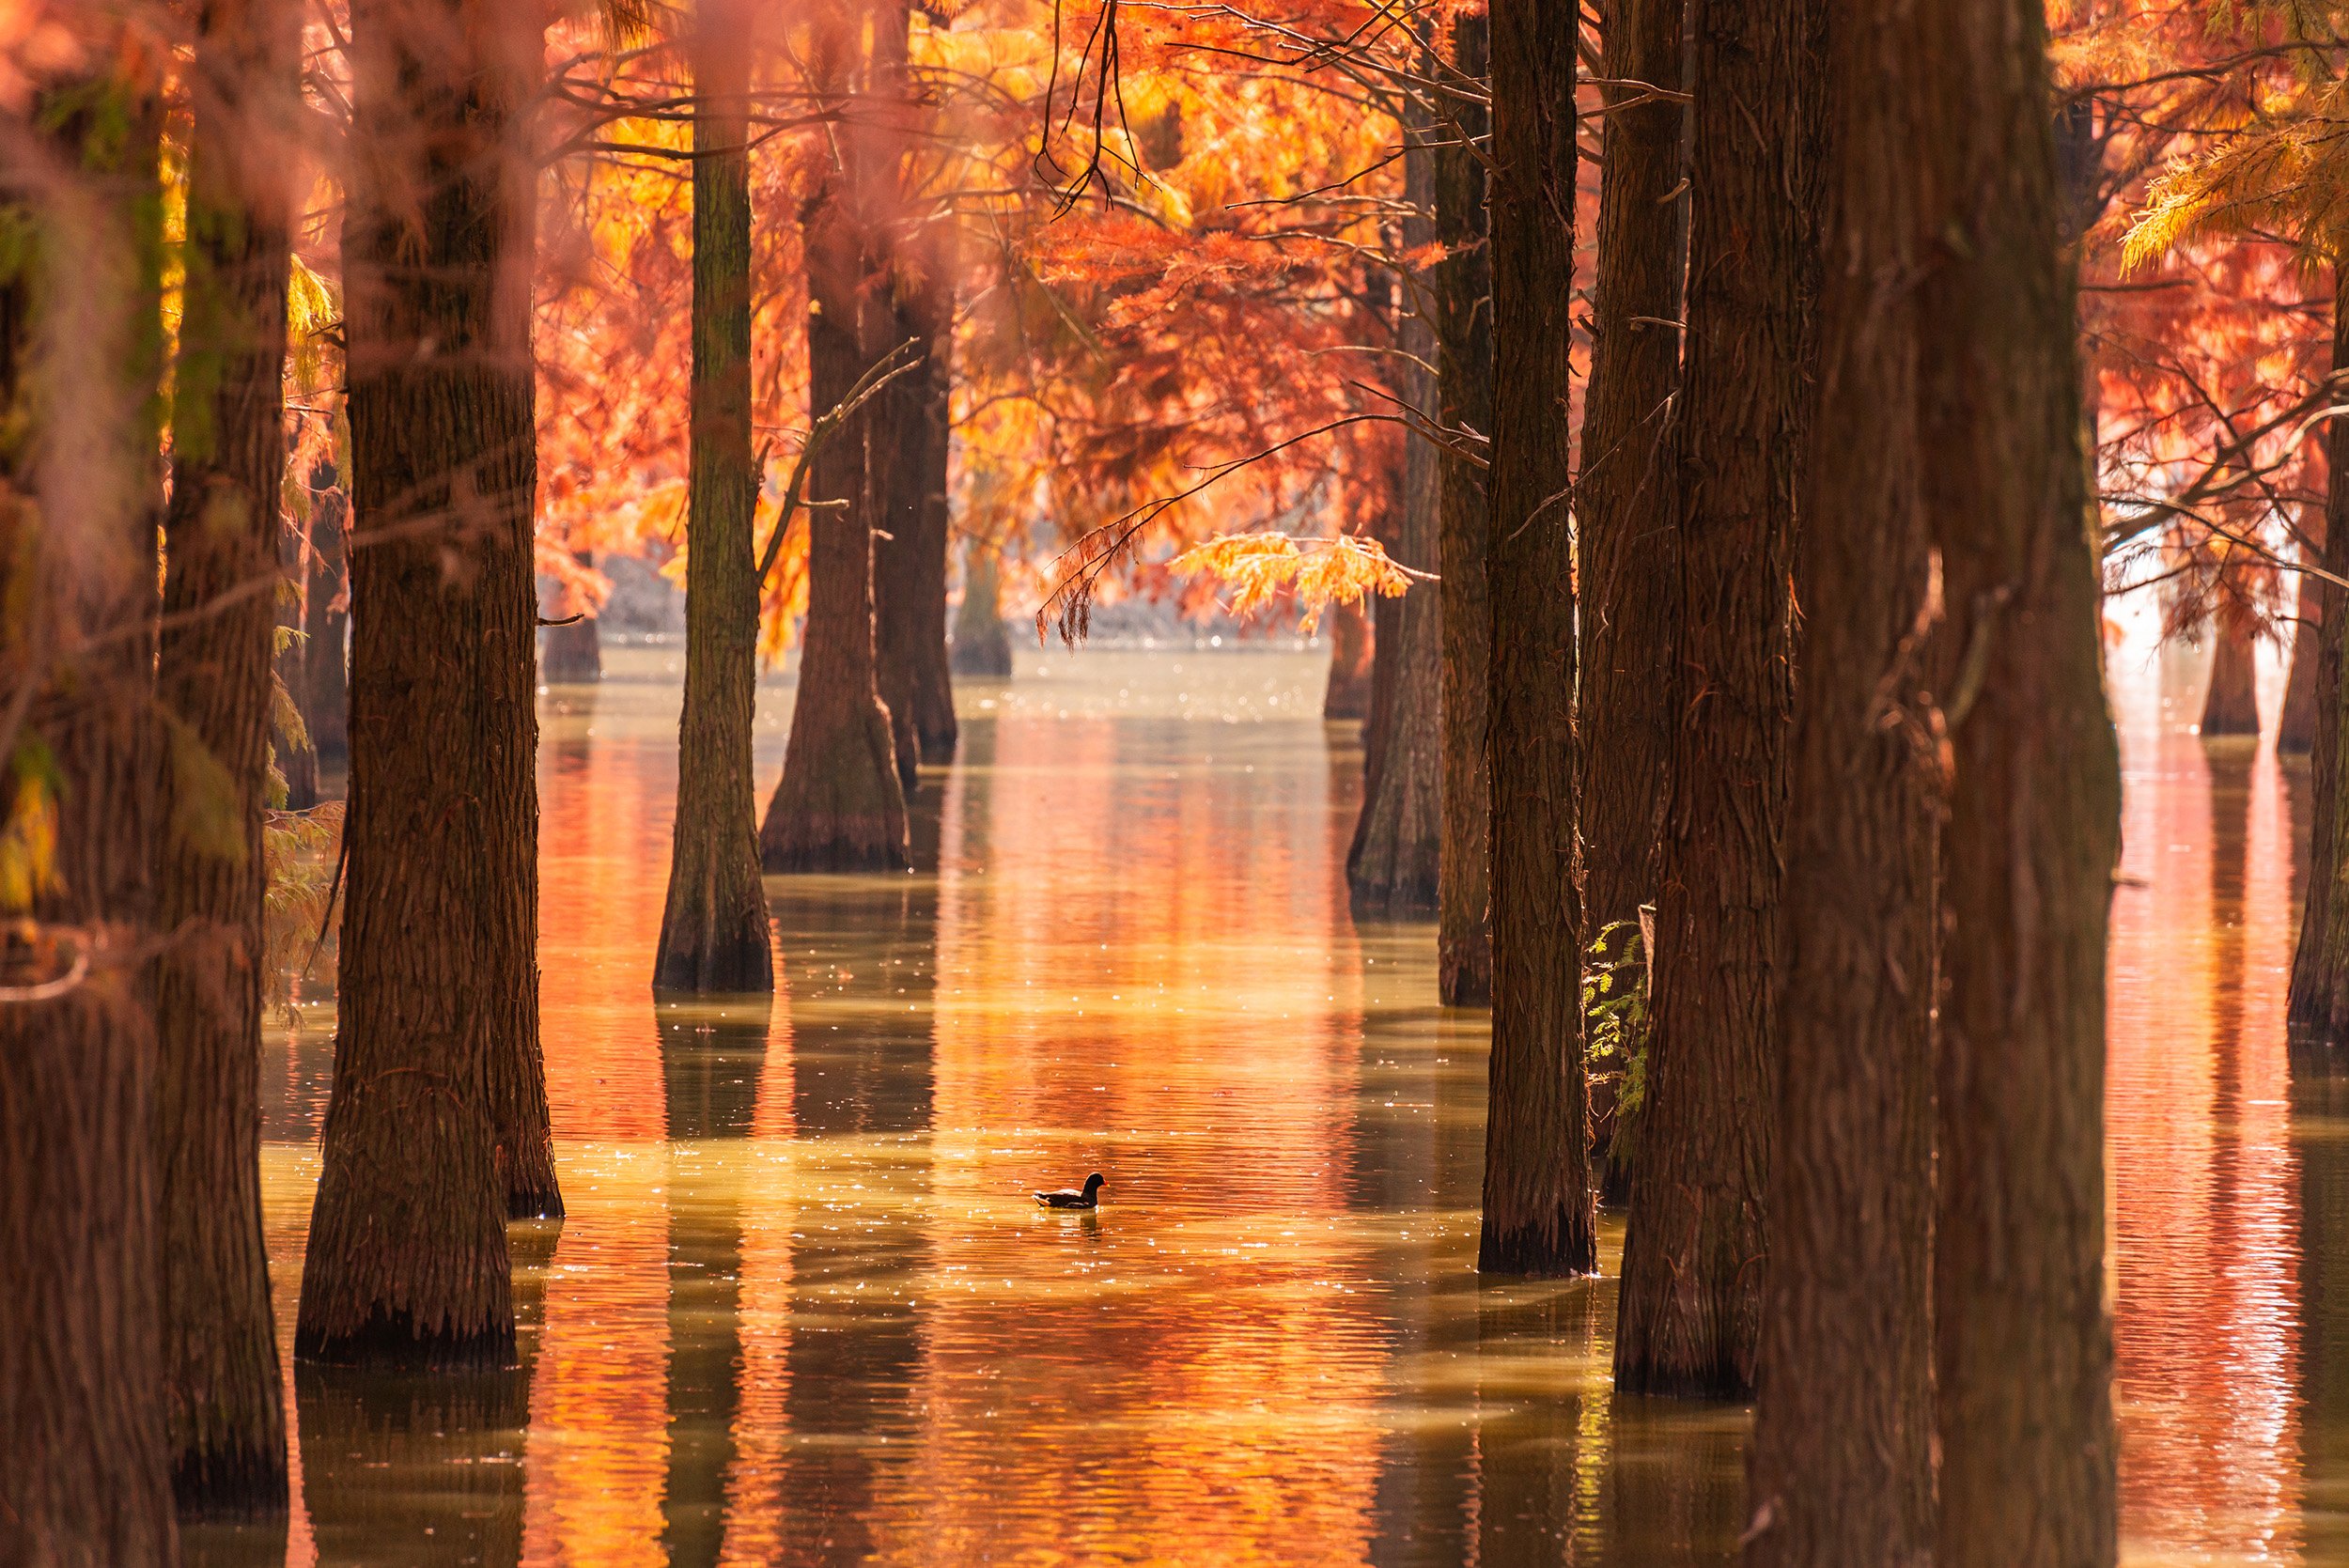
<box><xmin>0</xmin><ymin>761</ymin><xmax>57</xmax><ymax>915</ymax></box>
<box><xmin>1169</xmin><ymin>531</ymin><xmax>1418</xmax><ymax>632</ymax></box>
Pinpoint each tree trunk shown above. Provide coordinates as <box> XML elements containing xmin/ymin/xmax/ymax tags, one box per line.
<box><xmin>1347</xmin><ymin>132</ymin><xmax>1442</xmax><ymax>915</ymax></box>
<box><xmin>294</xmin><ymin>0</ymin><xmax>551</xmax><ymax>1367</ymax></box>
<box><xmin>1322</xmin><ymin>595</ymin><xmax>1376</xmax><ymax>720</ymax></box>
<box><xmin>302</xmin><ymin>470</ymin><xmax>350</xmax><ymax>768</ymax></box>
<box><xmin>2282</xmin><ymin>534</ymin><xmax>2324</xmax><ymax>754</ymax></box>
<box><xmin>1576</xmin><ymin>0</ymin><xmax>1685</xmax><ymax>1092</ymax></box>
<box><xmin>654</xmin><ymin>0</ymin><xmax>775</xmax><ymax>997</ymax></box>
<box><xmin>276</xmin><ymin>508</ymin><xmax>320</xmax><ymax>811</ymax></box>
<box><xmin>2293</xmin><ymin>287</ymin><xmax>2349</xmax><ymax>1057</ymax></box>
<box><xmin>1478</xmin><ymin>0</ymin><xmax>1595</xmax><ymax>1277</ymax></box>
<box><xmin>152</xmin><ymin>0</ymin><xmax>299</xmax><ymax>1516</ymax></box>
<box><xmin>950</xmin><ymin>538</ymin><xmax>1014</xmax><ymax>676</ymax></box>
<box><xmin>759</xmin><ymin>0</ymin><xmax>910</xmax><ymax>873</ymax></box>
<box><xmin>1435</xmin><ymin>10</ymin><xmax>1495</xmax><ymax>1007</ymax></box>
<box><xmin>1614</xmin><ymin>0</ymin><xmax>1816</xmax><ymax>1400</ymax></box>
<box><xmin>0</xmin><ymin>65</ymin><xmax>179</xmax><ymax>1568</ymax></box>
<box><xmin>2201</xmin><ymin>598</ymin><xmax>2263</xmax><ymax>736</ymax></box>
<box><xmin>541</xmin><ymin>549</ymin><xmax>602</xmax><ymax>683</ymax></box>
<box><xmin>874</xmin><ymin>256</ymin><xmax>958</xmax><ymax>784</ymax></box>
<box><xmin>1919</xmin><ymin>0</ymin><xmax>2123</xmax><ymax>1558</ymax></box>
<box><xmin>1739</xmin><ymin>3</ymin><xmax>1937</xmax><ymax>1553</ymax></box>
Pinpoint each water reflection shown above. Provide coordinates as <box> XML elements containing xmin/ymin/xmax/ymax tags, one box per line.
<box><xmin>772</xmin><ymin>883</ymin><xmax>933</xmax><ymax>1565</ymax></box>
<box><xmin>658</xmin><ymin>1001</ymin><xmax>765</xmax><ymax>1566</ymax></box>
<box><xmin>223</xmin><ymin>643</ymin><xmax>2349</xmax><ymax>1566</ymax></box>
<box><xmin>291</xmin><ymin>1222</ymin><xmax>554</xmax><ymax>1568</ymax></box>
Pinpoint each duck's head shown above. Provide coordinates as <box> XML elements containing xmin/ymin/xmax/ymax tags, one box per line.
<box><xmin>1083</xmin><ymin>1172</ymin><xmax>1107</xmax><ymax>1195</ymax></box>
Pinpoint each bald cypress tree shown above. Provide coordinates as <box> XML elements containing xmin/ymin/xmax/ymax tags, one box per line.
<box><xmin>759</xmin><ymin>0</ymin><xmax>910</xmax><ymax>873</ymax></box>
<box><xmin>296</xmin><ymin>0</ymin><xmax>552</xmax><ymax>1367</ymax></box>
<box><xmin>655</xmin><ymin>0</ymin><xmax>776</xmax><ymax>995</ymax></box>
<box><xmin>1478</xmin><ymin>0</ymin><xmax>1595</xmax><ymax>1277</ymax></box>
<box><xmin>1740</xmin><ymin>0</ymin><xmax>1937</xmax><ymax>1554</ymax></box>
<box><xmin>153</xmin><ymin>0</ymin><xmax>302</xmax><ymax>1514</ymax></box>
<box><xmin>1920</xmin><ymin>0</ymin><xmax>2123</xmax><ymax>1555</ymax></box>
<box><xmin>0</xmin><ymin>54</ymin><xmax>179</xmax><ymax>1564</ymax></box>
<box><xmin>1615</xmin><ymin>0</ymin><xmax>1820</xmax><ymax>1401</ymax></box>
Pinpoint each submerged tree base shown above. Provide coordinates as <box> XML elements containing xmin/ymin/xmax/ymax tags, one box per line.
<box><xmin>1440</xmin><ymin>948</ymin><xmax>1492</xmax><ymax>1008</ymax></box>
<box><xmin>292</xmin><ymin>1306</ymin><xmax>517</xmax><ymax>1374</ymax></box>
<box><xmin>500</xmin><ymin>1162</ymin><xmax>565</xmax><ymax>1224</ymax></box>
<box><xmin>652</xmin><ymin>924</ymin><xmax>774</xmax><ymax>995</ymax></box>
<box><xmin>1476</xmin><ymin>1214</ymin><xmax>1595</xmax><ymax>1278</ymax></box>
<box><xmin>761</xmin><ymin>698</ymin><xmax>910</xmax><ymax>873</ymax></box>
<box><xmin>172</xmin><ymin>1442</ymin><xmax>291</xmax><ymax>1522</ymax></box>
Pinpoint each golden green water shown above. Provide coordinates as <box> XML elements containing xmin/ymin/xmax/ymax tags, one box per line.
<box><xmin>211</xmin><ymin>641</ymin><xmax>2340</xmax><ymax>1566</ymax></box>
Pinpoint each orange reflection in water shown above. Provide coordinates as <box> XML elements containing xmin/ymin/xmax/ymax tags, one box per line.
<box><xmin>889</xmin><ymin>708</ymin><xmax>1389</xmax><ymax>1566</ymax></box>
<box><xmin>2108</xmin><ymin>643</ymin><xmax>2302</xmax><ymax>1565</ymax></box>
<box><xmin>238</xmin><ymin>641</ymin><xmax>2349</xmax><ymax>1568</ymax></box>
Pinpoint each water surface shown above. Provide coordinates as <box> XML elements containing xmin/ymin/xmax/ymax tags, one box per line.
<box><xmin>215</xmin><ymin>641</ymin><xmax>2337</xmax><ymax>1566</ymax></box>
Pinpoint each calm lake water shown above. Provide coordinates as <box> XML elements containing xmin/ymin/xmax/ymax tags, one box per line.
<box><xmin>198</xmin><ymin>636</ymin><xmax>2338</xmax><ymax>1566</ymax></box>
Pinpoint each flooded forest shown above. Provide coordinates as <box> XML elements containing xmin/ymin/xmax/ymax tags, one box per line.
<box><xmin>4</xmin><ymin>1</ymin><xmax>2347</xmax><ymax>1565</ymax></box>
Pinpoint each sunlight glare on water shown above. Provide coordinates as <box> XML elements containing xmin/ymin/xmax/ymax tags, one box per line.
<box><xmin>216</xmin><ymin>639</ymin><xmax>2349</xmax><ymax>1567</ymax></box>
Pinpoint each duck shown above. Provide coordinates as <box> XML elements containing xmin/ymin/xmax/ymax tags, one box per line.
<box><xmin>1035</xmin><ymin>1172</ymin><xmax>1106</xmax><ymax>1210</ymax></box>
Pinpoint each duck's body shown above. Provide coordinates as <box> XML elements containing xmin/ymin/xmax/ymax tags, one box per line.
<box><xmin>1036</xmin><ymin>1172</ymin><xmax>1107</xmax><ymax>1210</ymax></box>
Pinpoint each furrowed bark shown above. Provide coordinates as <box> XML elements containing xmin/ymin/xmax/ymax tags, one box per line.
<box><xmin>1614</xmin><ymin>0</ymin><xmax>1817</xmax><ymax>1400</ymax></box>
<box><xmin>1740</xmin><ymin>1</ymin><xmax>1937</xmax><ymax>1553</ymax></box>
<box><xmin>759</xmin><ymin>0</ymin><xmax>910</xmax><ymax>873</ymax></box>
<box><xmin>295</xmin><ymin>0</ymin><xmax>551</xmax><ymax>1367</ymax></box>
<box><xmin>1576</xmin><ymin>0</ymin><xmax>1686</xmax><ymax>1149</ymax></box>
<box><xmin>152</xmin><ymin>0</ymin><xmax>300</xmax><ymax>1515</ymax></box>
<box><xmin>1435</xmin><ymin>10</ymin><xmax>1495</xmax><ymax>1007</ymax></box>
<box><xmin>1920</xmin><ymin>0</ymin><xmax>2123</xmax><ymax>1558</ymax></box>
<box><xmin>0</xmin><ymin>63</ymin><xmax>178</xmax><ymax>1566</ymax></box>
<box><xmin>655</xmin><ymin>0</ymin><xmax>776</xmax><ymax>996</ymax></box>
<box><xmin>1478</xmin><ymin>0</ymin><xmax>1595</xmax><ymax>1279</ymax></box>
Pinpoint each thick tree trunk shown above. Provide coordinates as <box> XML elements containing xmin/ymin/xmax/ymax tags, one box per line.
<box><xmin>151</xmin><ymin>0</ymin><xmax>298</xmax><ymax>1516</ymax></box>
<box><xmin>2201</xmin><ymin>599</ymin><xmax>2263</xmax><ymax>736</ymax></box>
<box><xmin>2282</xmin><ymin>541</ymin><xmax>2324</xmax><ymax>754</ymax></box>
<box><xmin>1346</xmin><ymin>137</ymin><xmax>1441</xmax><ymax>915</ymax></box>
<box><xmin>655</xmin><ymin>2</ymin><xmax>775</xmax><ymax>996</ymax></box>
<box><xmin>295</xmin><ymin>0</ymin><xmax>551</xmax><ymax>1367</ymax></box>
<box><xmin>541</xmin><ymin>549</ymin><xmax>601</xmax><ymax>683</ymax></box>
<box><xmin>759</xmin><ymin>0</ymin><xmax>910</xmax><ymax>873</ymax></box>
<box><xmin>1322</xmin><ymin>595</ymin><xmax>1375</xmax><ymax>720</ymax></box>
<box><xmin>0</xmin><ymin>68</ymin><xmax>179</xmax><ymax>1567</ymax></box>
<box><xmin>2292</xmin><ymin>289</ymin><xmax>2349</xmax><ymax>1057</ymax></box>
<box><xmin>950</xmin><ymin>538</ymin><xmax>1014</xmax><ymax>676</ymax></box>
<box><xmin>1920</xmin><ymin>1</ymin><xmax>2123</xmax><ymax>1559</ymax></box>
<box><xmin>1478</xmin><ymin>0</ymin><xmax>1595</xmax><ymax>1278</ymax></box>
<box><xmin>1576</xmin><ymin>0</ymin><xmax>1685</xmax><ymax>1075</ymax></box>
<box><xmin>1740</xmin><ymin>5</ymin><xmax>1937</xmax><ymax>1554</ymax></box>
<box><xmin>1614</xmin><ymin>0</ymin><xmax>1816</xmax><ymax>1400</ymax></box>
<box><xmin>1435</xmin><ymin>11</ymin><xmax>1494</xmax><ymax>1006</ymax></box>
